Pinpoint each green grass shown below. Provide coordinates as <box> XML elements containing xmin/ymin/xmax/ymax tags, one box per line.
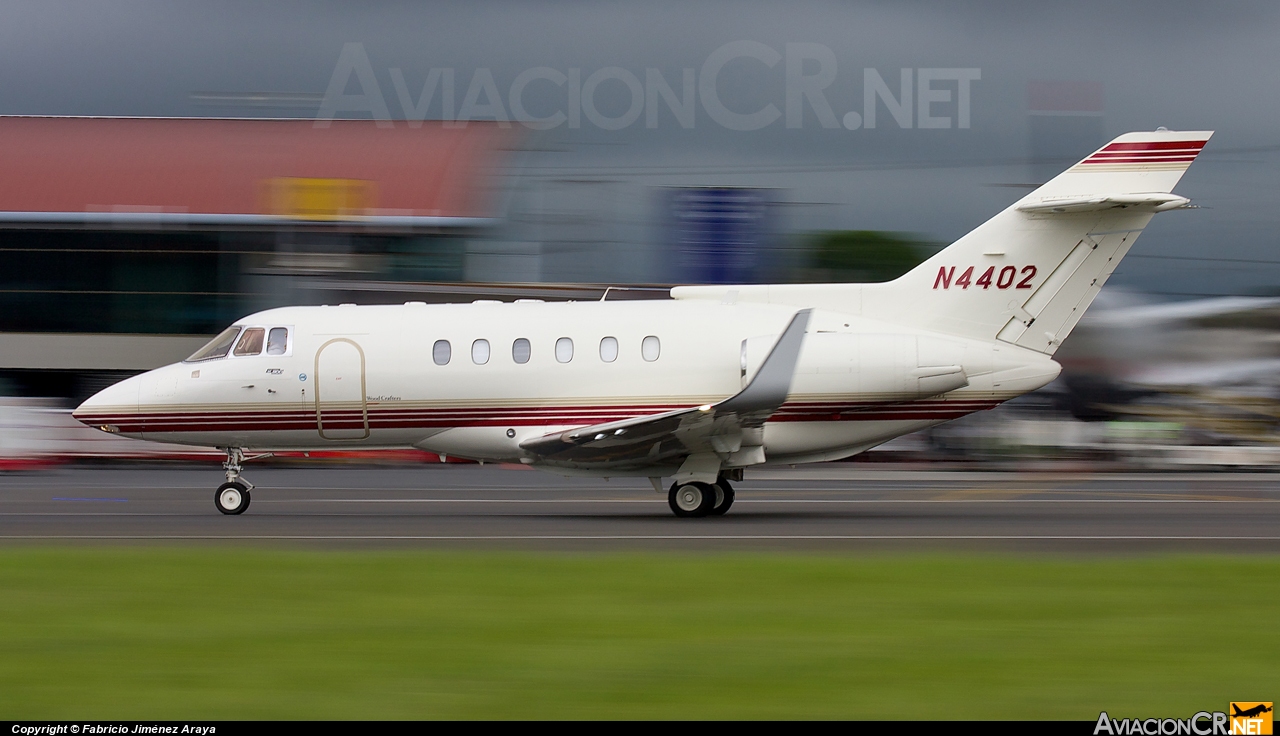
<box><xmin>0</xmin><ymin>548</ymin><xmax>1275</xmax><ymax>719</ymax></box>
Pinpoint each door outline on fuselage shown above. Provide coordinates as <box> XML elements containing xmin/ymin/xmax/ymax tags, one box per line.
<box><xmin>314</xmin><ymin>338</ymin><xmax>370</xmax><ymax>440</ymax></box>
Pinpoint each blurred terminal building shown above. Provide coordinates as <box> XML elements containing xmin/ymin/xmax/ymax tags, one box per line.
<box><xmin>0</xmin><ymin>116</ymin><xmax>786</xmax><ymax>403</ymax></box>
<box><xmin>0</xmin><ymin>117</ymin><xmax>504</xmax><ymax>400</ymax></box>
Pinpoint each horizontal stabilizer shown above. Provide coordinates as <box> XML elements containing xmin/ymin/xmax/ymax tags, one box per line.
<box><xmin>1016</xmin><ymin>193</ymin><xmax>1191</xmax><ymax>215</ymax></box>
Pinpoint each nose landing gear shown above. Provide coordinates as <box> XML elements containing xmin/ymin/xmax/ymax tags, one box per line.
<box><xmin>215</xmin><ymin>447</ymin><xmax>254</xmax><ymax>515</ymax></box>
<box><xmin>667</xmin><ymin>476</ymin><xmax>736</xmax><ymax>518</ymax></box>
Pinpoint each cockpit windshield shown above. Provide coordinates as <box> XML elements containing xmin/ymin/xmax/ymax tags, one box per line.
<box><xmin>185</xmin><ymin>326</ymin><xmax>242</xmax><ymax>362</ymax></box>
<box><xmin>233</xmin><ymin>328</ymin><xmax>265</xmax><ymax>356</ymax></box>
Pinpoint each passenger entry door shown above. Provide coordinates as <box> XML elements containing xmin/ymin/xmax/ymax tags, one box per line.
<box><xmin>314</xmin><ymin>338</ymin><xmax>369</xmax><ymax>440</ymax></box>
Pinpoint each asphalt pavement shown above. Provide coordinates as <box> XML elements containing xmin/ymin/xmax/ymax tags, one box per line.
<box><xmin>1</xmin><ymin>463</ymin><xmax>1278</xmax><ymax>550</ymax></box>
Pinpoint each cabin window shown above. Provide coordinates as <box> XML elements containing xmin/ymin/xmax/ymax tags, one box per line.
<box><xmin>599</xmin><ymin>336</ymin><xmax>618</xmax><ymax>363</ymax></box>
<box><xmin>642</xmin><ymin>335</ymin><xmax>661</xmax><ymax>362</ymax></box>
<box><xmin>185</xmin><ymin>326</ymin><xmax>241</xmax><ymax>362</ymax></box>
<box><xmin>266</xmin><ymin>327</ymin><xmax>289</xmax><ymax>356</ymax></box>
<box><xmin>472</xmin><ymin>339</ymin><xmax>490</xmax><ymax>365</ymax></box>
<box><xmin>512</xmin><ymin>338</ymin><xmax>531</xmax><ymax>364</ymax></box>
<box><xmin>233</xmin><ymin>327</ymin><xmax>265</xmax><ymax>356</ymax></box>
<box><xmin>433</xmin><ymin>340</ymin><xmax>451</xmax><ymax>366</ymax></box>
<box><xmin>555</xmin><ymin>337</ymin><xmax>574</xmax><ymax>363</ymax></box>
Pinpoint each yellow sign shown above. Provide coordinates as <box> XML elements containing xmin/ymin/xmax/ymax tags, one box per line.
<box><xmin>1231</xmin><ymin>703</ymin><xmax>1273</xmax><ymax>735</ymax></box>
<box><xmin>265</xmin><ymin>178</ymin><xmax>374</xmax><ymax>220</ymax></box>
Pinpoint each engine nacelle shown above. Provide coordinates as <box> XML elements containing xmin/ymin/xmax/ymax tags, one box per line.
<box><xmin>742</xmin><ymin>332</ymin><xmax>970</xmax><ymax>401</ymax></box>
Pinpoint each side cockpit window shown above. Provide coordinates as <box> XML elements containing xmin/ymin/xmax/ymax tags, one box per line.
<box><xmin>185</xmin><ymin>326</ymin><xmax>242</xmax><ymax>362</ymax></box>
<box><xmin>266</xmin><ymin>327</ymin><xmax>289</xmax><ymax>356</ymax></box>
<box><xmin>233</xmin><ymin>328</ymin><xmax>266</xmax><ymax>356</ymax></box>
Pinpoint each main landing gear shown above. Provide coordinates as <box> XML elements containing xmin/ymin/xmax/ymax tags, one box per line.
<box><xmin>215</xmin><ymin>447</ymin><xmax>254</xmax><ymax>515</ymax></box>
<box><xmin>668</xmin><ymin>477</ymin><xmax>735</xmax><ymax>518</ymax></box>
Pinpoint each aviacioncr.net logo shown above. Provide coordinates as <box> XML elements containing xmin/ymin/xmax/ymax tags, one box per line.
<box><xmin>1095</xmin><ymin>704</ymin><xmax>1272</xmax><ymax>736</ymax></box>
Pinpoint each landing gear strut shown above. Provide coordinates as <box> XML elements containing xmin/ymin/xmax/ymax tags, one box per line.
<box><xmin>668</xmin><ymin>476</ymin><xmax>736</xmax><ymax>518</ymax></box>
<box><xmin>215</xmin><ymin>447</ymin><xmax>253</xmax><ymax>515</ymax></box>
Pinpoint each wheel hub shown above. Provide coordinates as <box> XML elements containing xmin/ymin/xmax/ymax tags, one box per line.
<box><xmin>676</xmin><ymin>486</ymin><xmax>702</xmax><ymax>511</ymax></box>
<box><xmin>219</xmin><ymin>488</ymin><xmax>242</xmax><ymax>510</ymax></box>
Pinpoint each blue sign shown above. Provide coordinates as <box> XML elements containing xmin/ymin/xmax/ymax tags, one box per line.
<box><xmin>662</xmin><ymin>187</ymin><xmax>775</xmax><ymax>284</ymax></box>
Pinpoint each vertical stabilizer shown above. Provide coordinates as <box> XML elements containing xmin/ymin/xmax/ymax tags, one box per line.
<box><xmin>860</xmin><ymin>130</ymin><xmax>1213</xmax><ymax>353</ymax></box>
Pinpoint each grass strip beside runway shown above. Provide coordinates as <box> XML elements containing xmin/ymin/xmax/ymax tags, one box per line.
<box><xmin>0</xmin><ymin>549</ymin><xmax>1275</xmax><ymax>719</ymax></box>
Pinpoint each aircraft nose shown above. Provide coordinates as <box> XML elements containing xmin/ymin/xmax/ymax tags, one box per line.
<box><xmin>72</xmin><ymin>373</ymin><xmax>142</xmax><ymax>434</ymax></box>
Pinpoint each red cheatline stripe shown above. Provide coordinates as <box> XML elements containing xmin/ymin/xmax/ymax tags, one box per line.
<box><xmin>94</xmin><ymin>411</ymin><xmax>1002</xmax><ymax>425</ymax></box>
<box><xmin>1087</xmin><ymin>152</ymin><xmax>1200</xmax><ymax>160</ymax></box>
<box><xmin>1092</xmin><ymin>148</ymin><xmax>1202</xmax><ymax>155</ymax></box>
<box><xmin>93</xmin><ymin>411</ymin><xmax>1003</xmax><ymax>426</ymax></box>
<box><xmin>133</xmin><ymin>406</ymin><xmax>1001</xmax><ymax>431</ymax></box>
<box><xmin>1100</xmin><ymin>141</ymin><xmax>1207</xmax><ymax>152</ymax></box>
<box><xmin>83</xmin><ymin>399</ymin><xmax>1000</xmax><ymax>421</ymax></box>
<box><xmin>125</xmin><ymin>414</ymin><xmax>987</xmax><ymax>432</ymax></box>
<box><xmin>127</xmin><ymin>411</ymin><xmax>682</xmax><ymax>422</ymax></box>
<box><xmin>1085</xmin><ymin>151</ymin><xmax>1199</xmax><ymax>159</ymax></box>
<box><xmin>102</xmin><ymin>410</ymin><xmax>1003</xmax><ymax>433</ymax></box>
<box><xmin>1081</xmin><ymin>158</ymin><xmax>1196</xmax><ymax>165</ymax></box>
<box><xmin>1084</xmin><ymin>140</ymin><xmax>1206</xmax><ymax>164</ymax></box>
<box><xmin>92</xmin><ymin>407</ymin><xmax>1008</xmax><ymax>422</ymax></box>
<box><xmin>1082</xmin><ymin>160</ymin><xmax>1197</xmax><ymax>165</ymax></box>
<box><xmin>1086</xmin><ymin>153</ymin><xmax>1199</xmax><ymax>159</ymax></box>
<box><xmin>83</xmin><ymin>404</ymin><xmax>694</xmax><ymax>421</ymax></box>
<box><xmin>80</xmin><ymin>399</ymin><xmax>1007</xmax><ymax>433</ymax></box>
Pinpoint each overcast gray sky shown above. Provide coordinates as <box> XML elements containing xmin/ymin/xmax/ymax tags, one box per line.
<box><xmin>2</xmin><ymin>1</ymin><xmax>1278</xmax><ymax>295</ymax></box>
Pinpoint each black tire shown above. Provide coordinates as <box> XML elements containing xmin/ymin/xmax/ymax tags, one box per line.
<box><xmin>709</xmin><ymin>480</ymin><xmax>735</xmax><ymax>516</ymax></box>
<box><xmin>668</xmin><ymin>481</ymin><xmax>717</xmax><ymax>518</ymax></box>
<box><xmin>215</xmin><ymin>482</ymin><xmax>251</xmax><ymax>515</ymax></box>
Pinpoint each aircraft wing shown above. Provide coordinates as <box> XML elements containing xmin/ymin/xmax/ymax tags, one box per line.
<box><xmin>519</xmin><ymin>309</ymin><xmax>812</xmax><ymax>469</ymax></box>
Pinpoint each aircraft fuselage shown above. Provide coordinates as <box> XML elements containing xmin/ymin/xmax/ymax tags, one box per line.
<box><xmin>73</xmin><ymin>298</ymin><xmax>1059</xmax><ymax>473</ymax></box>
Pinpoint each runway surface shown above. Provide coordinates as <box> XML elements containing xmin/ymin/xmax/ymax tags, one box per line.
<box><xmin>2</xmin><ymin>463</ymin><xmax>1279</xmax><ymax>550</ymax></box>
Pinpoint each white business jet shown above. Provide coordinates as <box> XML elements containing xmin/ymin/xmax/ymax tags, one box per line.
<box><xmin>74</xmin><ymin>130</ymin><xmax>1212</xmax><ymax>516</ymax></box>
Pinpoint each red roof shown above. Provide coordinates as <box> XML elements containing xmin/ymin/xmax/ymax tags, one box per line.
<box><xmin>0</xmin><ymin>117</ymin><xmax>518</xmax><ymax>228</ymax></box>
